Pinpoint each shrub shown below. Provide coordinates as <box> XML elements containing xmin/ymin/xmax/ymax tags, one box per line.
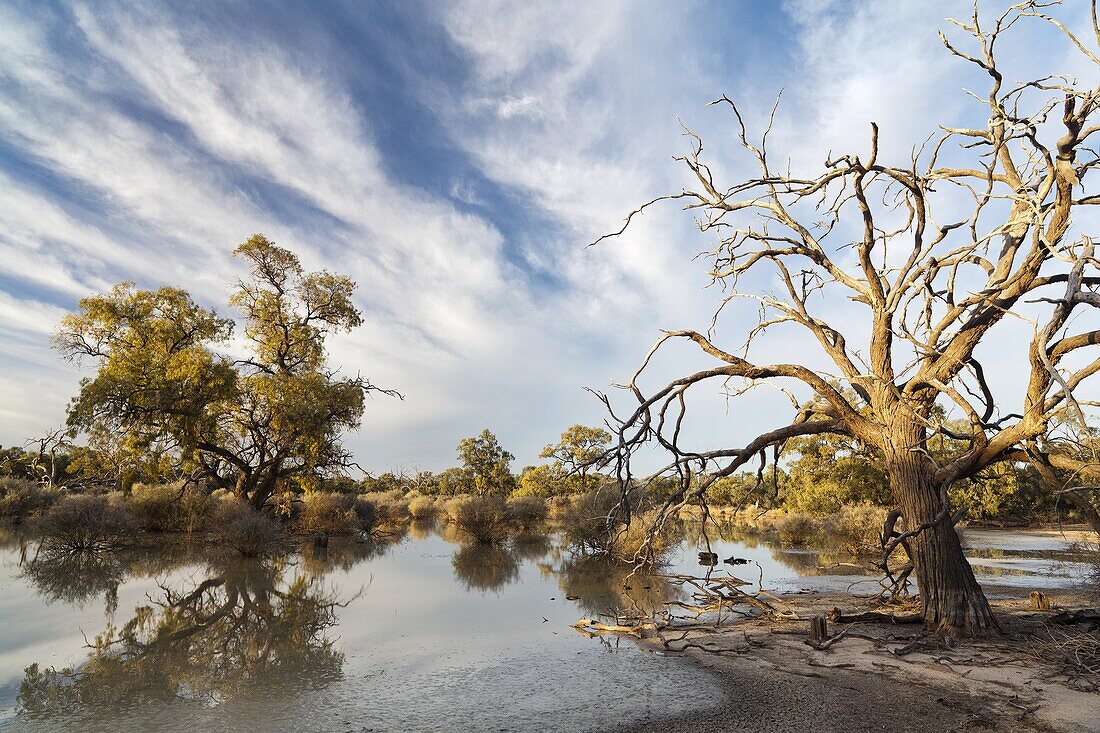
<box><xmin>350</xmin><ymin>496</ymin><xmax>379</xmax><ymax>534</ymax></box>
<box><xmin>213</xmin><ymin>499</ymin><xmax>280</xmax><ymax>556</ymax></box>
<box><xmin>547</xmin><ymin>495</ymin><xmax>572</xmax><ymax>520</ymax></box>
<box><xmin>407</xmin><ymin>496</ymin><xmax>438</xmax><ymax>519</ymax></box>
<box><xmin>299</xmin><ymin>492</ymin><xmax>355</xmax><ymax>534</ymax></box>
<box><xmin>561</xmin><ymin>491</ymin><xmax>677</xmax><ymax>564</ymax></box>
<box><xmin>775</xmin><ymin>513</ymin><xmax>819</xmax><ymax>546</ymax></box>
<box><xmin>0</xmin><ymin>478</ymin><xmax>59</xmax><ymax>521</ymax></box>
<box><xmin>560</xmin><ymin>490</ymin><xmax>621</xmax><ymax>555</ymax></box>
<box><xmin>37</xmin><ymin>495</ymin><xmax>136</xmax><ymax>552</ymax></box>
<box><xmin>505</xmin><ymin>496</ymin><xmax>547</xmax><ymax>530</ymax></box>
<box><xmin>175</xmin><ymin>488</ymin><xmax>214</xmax><ymax>534</ymax></box>
<box><xmin>127</xmin><ymin>482</ymin><xmax>180</xmax><ymax>531</ymax></box>
<box><xmin>120</xmin><ymin>482</ymin><xmax>214</xmax><ymax>534</ymax></box>
<box><xmin>604</xmin><ymin>509</ymin><xmax>678</xmax><ymax>563</ymax></box>
<box><xmin>360</xmin><ymin>490</ymin><xmax>409</xmax><ymax>525</ymax></box>
<box><xmin>448</xmin><ymin>495</ymin><xmax>509</xmax><ymax>544</ymax></box>
<box><xmin>831</xmin><ymin>502</ymin><xmax>887</xmax><ymax>555</ymax></box>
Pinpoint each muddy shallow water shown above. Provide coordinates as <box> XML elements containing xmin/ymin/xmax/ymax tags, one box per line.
<box><xmin>0</xmin><ymin>522</ymin><xmax>1092</xmax><ymax>732</ymax></box>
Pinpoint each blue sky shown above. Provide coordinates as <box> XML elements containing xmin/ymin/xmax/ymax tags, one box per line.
<box><xmin>0</xmin><ymin>1</ymin><xmax>1093</xmax><ymax>472</ymax></box>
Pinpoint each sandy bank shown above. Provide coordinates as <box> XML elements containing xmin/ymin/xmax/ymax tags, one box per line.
<box><xmin>616</xmin><ymin>590</ymin><xmax>1099</xmax><ymax>733</ymax></box>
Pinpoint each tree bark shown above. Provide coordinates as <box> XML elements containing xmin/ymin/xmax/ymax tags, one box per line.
<box><xmin>886</xmin><ymin>448</ymin><xmax>998</xmax><ymax>635</ymax></box>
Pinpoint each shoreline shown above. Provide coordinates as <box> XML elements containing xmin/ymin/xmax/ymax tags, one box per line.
<box><xmin>614</xmin><ymin>588</ymin><xmax>1099</xmax><ymax>733</ymax></box>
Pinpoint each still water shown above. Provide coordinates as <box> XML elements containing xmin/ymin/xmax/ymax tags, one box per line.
<box><xmin>0</xmin><ymin>521</ymin><xmax>1091</xmax><ymax>732</ymax></box>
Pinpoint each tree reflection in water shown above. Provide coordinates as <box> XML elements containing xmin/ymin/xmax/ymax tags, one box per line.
<box><xmin>511</xmin><ymin>532</ymin><xmax>553</xmax><ymax>563</ymax></box>
<box><xmin>554</xmin><ymin>555</ymin><xmax>677</xmax><ymax>618</ymax></box>
<box><xmin>299</xmin><ymin>535</ymin><xmax>394</xmax><ymax>576</ymax></box>
<box><xmin>451</xmin><ymin>542</ymin><xmax>520</xmax><ymax>591</ymax></box>
<box><xmin>17</xmin><ymin>557</ymin><xmax>348</xmax><ymax>721</ymax></box>
<box><xmin>21</xmin><ymin>547</ymin><xmax>125</xmax><ymax>609</ymax></box>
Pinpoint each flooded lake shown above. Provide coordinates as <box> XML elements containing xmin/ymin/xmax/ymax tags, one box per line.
<box><xmin>0</xmin><ymin>521</ymin><xmax>1093</xmax><ymax>732</ymax></box>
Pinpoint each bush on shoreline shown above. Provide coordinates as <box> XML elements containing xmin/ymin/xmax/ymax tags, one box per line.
<box><xmin>560</xmin><ymin>490</ymin><xmax>675</xmax><ymax>564</ymax></box>
<box><xmin>830</xmin><ymin>502</ymin><xmax>887</xmax><ymax>555</ymax></box>
<box><xmin>37</xmin><ymin>495</ymin><xmax>136</xmax><ymax>552</ymax></box>
<box><xmin>0</xmin><ymin>478</ymin><xmax>59</xmax><ymax>522</ymax></box>
<box><xmin>213</xmin><ymin>499</ymin><xmax>280</xmax><ymax>556</ymax></box>
<box><xmin>774</xmin><ymin>513</ymin><xmax>819</xmax><ymax>546</ymax></box>
<box><xmin>447</xmin><ymin>495</ymin><xmax>510</xmax><ymax>544</ymax></box>
<box><xmin>408</xmin><ymin>495</ymin><xmax>439</xmax><ymax>519</ymax></box>
<box><xmin>505</xmin><ymin>496</ymin><xmax>547</xmax><ymax>531</ymax></box>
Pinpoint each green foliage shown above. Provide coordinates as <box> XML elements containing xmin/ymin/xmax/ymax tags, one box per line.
<box><xmin>707</xmin><ymin>471</ymin><xmax>782</xmax><ymax>508</ymax></box>
<box><xmin>456</xmin><ymin>429</ymin><xmax>515</xmax><ymax>496</ymax></box>
<box><xmin>514</xmin><ymin>463</ymin><xmax>571</xmax><ymax>498</ymax></box>
<box><xmin>781</xmin><ymin>436</ymin><xmax>890</xmax><ymax>515</ymax></box>
<box><xmin>359</xmin><ymin>471</ymin><xmax>405</xmax><ymax>495</ymax></box>
<box><xmin>431</xmin><ymin>467</ymin><xmax>471</xmax><ymax>496</ymax></box>
<box><xmin>539</xmin><ymin>424</ymin><xmax>610</xmax><ymax>493</ymax></box>
<box><xmin>55</xmin><ymin>235</ymin><xmax>379</xmax><ymax>509</ymax></box>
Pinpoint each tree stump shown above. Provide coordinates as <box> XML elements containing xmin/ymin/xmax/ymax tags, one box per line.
<box><xmin>1029</xmin><ymin>591</ymin><xmax>1051</xmax><ymax>611</ymax></box>
<box><xmin>809</xmin><ymin>614</ymin><xmax>828</xmax><ymax>644</ymax></box>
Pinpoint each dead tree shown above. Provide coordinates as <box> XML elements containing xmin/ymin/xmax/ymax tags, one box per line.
<box><xmin>594</xmin><ymin>1</ymin><xmax>1100</xmax><ymax>635</ymax></box>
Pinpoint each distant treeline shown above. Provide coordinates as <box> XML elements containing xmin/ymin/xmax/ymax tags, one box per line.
<box><xmin>1</xmin><ymin>424</ymin><xmax>1070</xmax><ymax>524</ymax></box>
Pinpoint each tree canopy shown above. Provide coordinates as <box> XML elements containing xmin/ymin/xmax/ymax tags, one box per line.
<box><xmin>456</xmin><ymin>429</ymin><xmax>515</xmax><ymax>496</ymax></box>
<box><xmin>56</xmin><ymin>235</ymin><xmax>394</xmax><ymax>507</ymax></box>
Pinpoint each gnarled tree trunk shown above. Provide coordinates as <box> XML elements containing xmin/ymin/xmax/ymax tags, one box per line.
<box><xmin>886</xmin><ymin>448</ymin><xmax>997</xmax><ymax>635</ymax></box>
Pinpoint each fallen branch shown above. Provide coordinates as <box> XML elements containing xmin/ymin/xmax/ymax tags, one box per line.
<box><xmin>828</xmin><ymin>607</ymin><xmax>923</xmax><ymax>625</ymax></box>
<box><xmin>572</xmin><ymin>618</ymin><xmax>659</xmax><ymax>638</ymax></box>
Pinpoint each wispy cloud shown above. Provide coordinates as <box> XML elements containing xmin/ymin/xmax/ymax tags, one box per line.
<box><xmin>1</xmin><ymin>0</ymin><xmax>1089</xmax><ymax>467</ymax></box>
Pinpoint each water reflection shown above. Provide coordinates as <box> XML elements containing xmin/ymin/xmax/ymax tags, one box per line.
<box><xmin>17</xmin><ymin>558</ymin><xmax>345</xmax><ymax>721</ymax></box>
<box><xmin>1</xmin><ymin>521</ymin><xmax>1091</xmax><ymax>731</ymax></box>
<box><xmin>298</xmin><ymin>536</ymin><xmax>392</xmax><ymax>576</ymax></box>
<box><xmin>451</xmin><ymin>543</ymin><xmax>520</xmax><ymax>592</ymax></box>
<box><xmin>21</xmin><ymin>548</ymin><xmax>125</xmax><ymax>608</ymax></box>
<box><xmin>554</xmin><ymin>556</ymin><xmax>676</xmax><ymax>618</ymax></box>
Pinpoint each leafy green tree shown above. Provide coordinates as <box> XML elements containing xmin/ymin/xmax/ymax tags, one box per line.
<box><xmin>456</xmin><ymin>429</ymin><xmax>515</xmax><ymax>496</ymax></box>
<box><xmin>56</xmin><ymin>235</ymin><xmax>392</xmax><ymax>508</ymax></box>
<box><xmin>707</xmin><ymin>470</ymin><xmax>782</xmax><ymax>508</ymax></box>
<box><xmin>781</xmin><ymin>435</ymin><xmax>890</xmax><ymax>515</ymax></box>
<box><xmin>435</xmin><ymin>467</ymin><xmax>473</xmax><ymax>496</ymax></box>
<box><xmin>539</xmin><ymin>424</ymin><xmax>611</xmax><ymax>493</ymax></box>
<box><xmin>515</xmin><ymin>463</ymin><xmax>569</xmax><ymax>498</ymax></box>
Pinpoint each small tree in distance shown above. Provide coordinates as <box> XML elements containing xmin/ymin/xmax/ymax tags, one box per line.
<box><xmin>456</xmin><ymin>429</ymin><xmax>515</xmax><ymax>496</ymax></box>
<box><xmin>540</xmin><ymin>425</ymin><xmax>611</xmax><ymax>493</ymax></box>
